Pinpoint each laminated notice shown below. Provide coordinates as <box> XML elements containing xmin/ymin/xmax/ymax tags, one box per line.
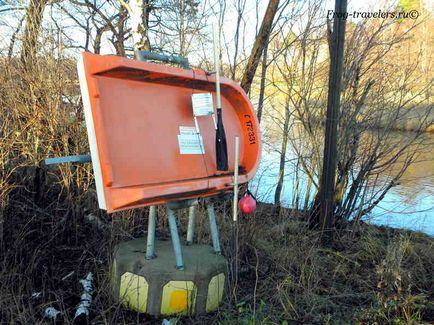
<box><xmin>192</xmin><ymin>93</ymin><xmax>214</xmax><ymax>116</ymax></box>
<box><xmin>178</xmin><ymin>134</ymin><xmax>205</xmax><ymax>154</ymax></box>
<box><xmin>179</xmin><ymin>126</ymin><xmax>197</xmax><ymax>135</ymax></box>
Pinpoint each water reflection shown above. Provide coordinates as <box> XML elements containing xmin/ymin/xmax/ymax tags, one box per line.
<box><xmin>250</xmin><ymin>131</ymin><xmax>434</xmax><ymax>235</ymax></box>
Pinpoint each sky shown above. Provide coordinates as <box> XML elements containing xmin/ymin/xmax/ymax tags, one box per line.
<box><xmin>0</xmin><ymin>0</ymin><xmax>432</xmax><ymax>63</ymax></box>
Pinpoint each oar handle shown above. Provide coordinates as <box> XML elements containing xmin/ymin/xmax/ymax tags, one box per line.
<box><xmin>213</xmin><ymin>24</ymin><xmax>221</xmax><ymax>109</ymax></box>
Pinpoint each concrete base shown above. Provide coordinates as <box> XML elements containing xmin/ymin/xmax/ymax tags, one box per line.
<box><xmin>111</xmin><ymin>238</ymin><xmax>227</xmax><ymax>316</ymax></box>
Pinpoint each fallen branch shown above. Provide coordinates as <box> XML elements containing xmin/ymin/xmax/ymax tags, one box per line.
<box><xmin>74</xmin><ymin>272</ymin><xmax>94</xmax><ymax>320</ymax></box>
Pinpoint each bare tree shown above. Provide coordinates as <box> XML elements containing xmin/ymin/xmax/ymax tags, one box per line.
<box><xmin>21</xmin><ymin>0</ymin><xmax>47</xmax><ymax>66</ymax></box>
<box><xmin>157</xmin><ymin>0</ymin><xmax>206</xmax><ymax>56</ymax></box>
<box><xmin>240</xmin><ymin>0</ymin><xmax>279</xmax><ymax>94</ymax></box>
<box><xmin>274</xmin><ymin>98</ymin><xmax>291</xmax><ymax>206</ymax></box>
<box><xmin>7</xmin><ymin>14</ymin><xmax>25</xmax><ymax>58</ymax></box>
<box><xmin>260</xmin><ymin>0</ymin><xmax>432</xmax><ymax>229</ymax></box>
<box><xmin>256</xmin><ymin>33</ymin><xmax>269</xmax><ymax>123</ymax></box>
<box><xmin>230</xmin><ymin>0</ymin><xmax>246</xmax><ymax>79</ymax></box>
<box><xmin>60</xmin><ymin>0</ymin><xmax>130</xmax><ymax>55</ymax></box>
<box><xmin>119</xmin><ymin>0</ymin><xmax>153</xmax><ymax>52</ymax></box>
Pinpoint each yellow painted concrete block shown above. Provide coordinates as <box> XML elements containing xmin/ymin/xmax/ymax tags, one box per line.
<box><xmin>112</xmin><ymin>240</ymin><xmax>227</xmax><ymax>315</ymax></box>
<box><xmin>119</xmin><ymin>272</ymin><xmax>149</xmax><ymax>313</ymax></box>
<box><xmin>206</xmin><ymin>273</ymin><xmax>225</xmax><ymax>312</ymax></box>
<box><xmin>161</xmin><ymin>281</ymin><xmax>196</xmax><ymax>315</ymax></box>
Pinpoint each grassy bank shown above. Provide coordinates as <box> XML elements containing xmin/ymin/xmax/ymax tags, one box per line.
<box><xmin>0</xmin><ymin>60</ymin><xmax>432</xmax><ymax>324</ymax></box>
<box><xmin>1</xmin><ymin>167</ymin><xmax>433</xmax><ymax>324</ymax></box>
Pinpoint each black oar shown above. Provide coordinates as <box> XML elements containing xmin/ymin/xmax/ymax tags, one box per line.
<box><xmin>213</xmin><ymin>24</ymin><xmax>228</xmax><ymax>171</ymax></box>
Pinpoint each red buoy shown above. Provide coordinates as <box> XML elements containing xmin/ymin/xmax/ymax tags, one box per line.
<box><xmin>238</xmin><ymin>191</ymin><xmax>257</xmax><ymax>214</ymax></box>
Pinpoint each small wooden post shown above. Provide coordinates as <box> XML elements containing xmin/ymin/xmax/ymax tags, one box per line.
<box><xmin>231</xmin><ymin>136</ymin><xmax>240</xmax><ymax>301</ymax></box>
<box><xmin>233</xmin><ymin>137</ymin><xmax>240</xmax><ymax>221</ymax></box>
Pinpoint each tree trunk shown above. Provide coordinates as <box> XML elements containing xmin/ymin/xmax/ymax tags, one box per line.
<box><xmin>256</xmin><ymin>37</ymin><xmax>269</xmax><ymax>123</ymax></box>
<box><xmin>125</xmin><ymin>0</ymin><xmax>151</xmax><ymax>52</ymax></box>
<box><xmin>179</xmin><ymin>0</ymin><xmax>186</xmax><ymax>56</ymax></box>
<box><xmin>274</xmin><ymin>101</ymin><xmax>290</xmax><ymax>206</ymax></box>
<box><xmin>231</xmin><ymin>0</ymin><xmax>246</xmax><ymax>80</ymax></box>
<box><xmin>240</xmin><ymin>0</ymin><xmax>279</xmax><ymax>94</ymax></box>
<box><xmin>94</xmin><ymin>27</ymin><xmax>104</xmax><ymax>54</ymax></box>
<box><xmin>21</xmin><ymin>0</ymin><xmax>47</xmax><ymax>66</ymax></box>
<box><xmin>116</xmin><ymin>4</ymin><xmax>127</xmax><ymax>56</ymax></box>
<box><xmin>8</xmin><ymin>15</ymin><xmax>25</xmax><ymax>59</ymax></box>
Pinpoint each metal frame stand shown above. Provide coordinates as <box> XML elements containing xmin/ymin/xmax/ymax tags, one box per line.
<box><xmin>206</xmin><ymin>203</ymin><xmax>221</xmax><ymax>255</ymax></box>
<box><xmin>146</xmin><ymin>206</ymin><xmax>157</xmax><ymax>259</ymax></box>
<box><xmin>166</xmin><ymin>206</ymin><xmax>185</xmax><ymax>270</ymax></box>
<box><xmin>186</xmin><ymin>206</ymin><xmax>196</xmax><ymax>245</ymax></box>
<box><xmin>164</xmin><ymin>199</ymin><xmax>199</xmax><ymax>270</ymax></box>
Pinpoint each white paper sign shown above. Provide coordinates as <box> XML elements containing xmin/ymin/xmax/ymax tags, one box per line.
<box><xmin>179</xmin><ymin>126</ymin><xmax>197</xmax><ymax>135</ymax></box>
<box><xmin>178</xmin><ymin>134</ymin><xmax>205</xmax><ymax>154</ymax></box>
<box><xmin>192</xmin><ymin>93</ymin><xmax>214</xmax><ymax>116</ymax></box>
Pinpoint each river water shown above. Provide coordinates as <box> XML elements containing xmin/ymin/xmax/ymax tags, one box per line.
<box><xmin>250</xmin><ymin>131</ymin><xmax>434</xmax><ymax>236</ymax></box>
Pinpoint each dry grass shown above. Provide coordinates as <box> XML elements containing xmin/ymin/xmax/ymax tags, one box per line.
<box><xmin>1</xmin><ymin>57</ymin><xmax>433</xmax><ymax>324</ymax></box>
<box><xmin>1</xmin><ymin>177</ymin><xmax>433</xmax><ymax>324</ymax></box>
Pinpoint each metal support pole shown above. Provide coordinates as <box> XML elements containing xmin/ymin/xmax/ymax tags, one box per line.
<box><xmin>207</xmin><ymin>203</ymin><xmax>221</xmax><ymax>255</ymax></box>
<box><xmin>42</xmin><ymin>154</ymin><xmax>91</xmax><ymax>166</ymax></box>
<box><xmin>319</xmin><ymin>0</ymin><xmax>347</xmax><ymax>242</ymax></box>
<box><xmin>166</xmin><ymin>206</ymin><xmax>184</xmax><ymax>270</ymax></box>
<box><xmin>186</xmin><ymin>206</ymin><xmax>196</xmax><ymax>245</ymax></box>
<box><xmin>146</xmin><ymin>205</ymin><xmax>157</xmax><ymax>259</ymax></box>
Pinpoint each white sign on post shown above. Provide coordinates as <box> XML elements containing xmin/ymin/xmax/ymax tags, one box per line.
<box><xmin>178</xmin><ymin>134</ymin><xmax>205</xmax><ymax>154</ymax></box>
<box><xmin>192</xmin><ymin>93</ymin><xmax>214</xmax><ymax>116</ymax></box>
<box><xmin>179</xmin><ymin>126</ymin><xmax>197</xmax><ymax>135</ymax></box>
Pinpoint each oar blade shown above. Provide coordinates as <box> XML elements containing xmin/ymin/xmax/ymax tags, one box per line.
<box><xmin>215</xmin><ymin>108</ymin><xmax>228</xmax><ymax>171</ymax></box>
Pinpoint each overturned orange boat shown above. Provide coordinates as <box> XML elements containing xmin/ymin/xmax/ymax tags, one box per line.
<box><xmin>78</xmin><ymin>52</ymin><xmax>261</xmax><ymax>213</ymax></box>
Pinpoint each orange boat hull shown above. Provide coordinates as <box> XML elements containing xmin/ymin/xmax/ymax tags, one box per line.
<box><xmin>78</xmin><ymin>52</ymin><xmax>261</xmax><ymax>213</ymax></box>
